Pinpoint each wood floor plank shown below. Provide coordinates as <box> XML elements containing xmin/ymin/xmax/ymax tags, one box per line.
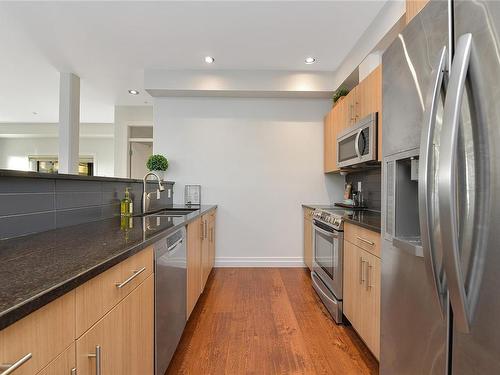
<box><xmin>166</xmin><ymin>268</ymin><xmax>378</xmax><ymax>375</ymax></box>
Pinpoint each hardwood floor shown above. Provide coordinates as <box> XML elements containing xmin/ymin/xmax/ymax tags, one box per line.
<box><xmin>166</xmin><ymin>268</ymin><xmax>378</xmax><ymax>375</ymax></box>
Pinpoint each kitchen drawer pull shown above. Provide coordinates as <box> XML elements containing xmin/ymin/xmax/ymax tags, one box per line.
<box><xmin>87</xmin><ymin>345</ymin><xmax>101</xmax><ymax>375</ymax></box>
<box><xmin>356</xmin><ymin>236</ymin><xmax>375</xmax><ymax>246</ymax></box>
<box><xmin>0</xmin><ymin>353</ymin><xmax>32</xmax><ymax>375</ymax></box>
<box><xmin>115</xmin><ymin>267</ymin><xmax>146</xmax><ymax>288</ymax></box>
<box><xmin>359</xmin><ymin>257</ymin><xmax>366</xmax><ymax>284</ymax></box>
<box><xmin>367</xmin><ymin>264</ymin><xmax>373</xmax><ymax>290</ymax></box>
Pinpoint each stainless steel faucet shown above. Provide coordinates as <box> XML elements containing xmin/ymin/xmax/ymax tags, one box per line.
<box><xmin>142</xmin><ymin>171</ymin><xmax>165</xmax><ymax>213</ymax></box>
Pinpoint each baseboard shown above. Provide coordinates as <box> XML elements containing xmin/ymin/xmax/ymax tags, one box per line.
<box><xmin>214</xmin><ymin>257</ymin><xmax>306</xmax><ymax>268</ymax></box>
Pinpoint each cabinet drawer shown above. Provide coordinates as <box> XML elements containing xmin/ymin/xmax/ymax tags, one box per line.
<box><xmin>0</xmin><ymin>292</ymin><xmax>75</xmax><ymax>375</ymax></box>
<box><xmin>344</xmin><ymin>223</ymin><xmax>380</xmax><ymax>258</ymax></box>
<box><xmin>76</xmin><ymin>246</ymin><xmax>153</xmax><ymax>337</ymax></box>
<box><xmin>36</xmin><ymin>343</ymin><xmax>75</xmax><ymax>375</ymax></box>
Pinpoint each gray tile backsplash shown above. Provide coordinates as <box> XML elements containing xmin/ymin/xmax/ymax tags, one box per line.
<box><xmin>345</xmin><ymin>168</ymin><xmax>382</xmax><ymax>211</ymax></box>
<box><xmin>0</xmin><ymin>175</ymin><xmax>174</xmax><ymax>239</ymax></box>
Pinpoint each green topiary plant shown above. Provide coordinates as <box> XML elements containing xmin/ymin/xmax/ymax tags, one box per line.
<box><xmin>146</xmin><ymin>154</ymin><xmax>169</xmax><ymax>171</ymax></box>
<box><xmin>333</xmin><ymin>86</ymin><xmax>350</xmax><ymax>104</ymax></box>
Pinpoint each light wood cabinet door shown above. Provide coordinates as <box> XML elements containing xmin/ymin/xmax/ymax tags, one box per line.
<box><xmin>209</xmin><ymin>211</ymin><xmax>216</xmax><ymax>270</ymax></box>
<box><xmin>323</xmin><ymin>109</ymin><xmax>336</xmax><ymax>173</ymax></box>
<box><xmin>0</xmin><ymin>292</ymin><xmax>75</xmax><ymax>375</ymax></box>
<box><xmin>342</xmin><ymin>241</ymin><xmax>361</xmax><ymax>326</ymax></box>
<box><xmin>406</xmin><ymin>0</ymin><xmax>430</xmax><ymax>24</ymax></box>
<box><xmin>76</xmin><ymin>275</ymin><xmax>154</xmax><ymax>375</ymax></box>
<box><xmin>303</xmin><ymin>208</ymin><xmax>313</xmax><ymax>270</ymax></box>
<box><xmin>36</xmin><ymin>343</ymin><xmax>75</xmax><ymax>375</ymax></box>
<box><xmin>75</xmin><ymin>247</ymin><xmax>153</xmax><ymax>338</ymax></box>
<box><xmin>201</xmin><ymin>214</ymin><xmax>211</xmax><ymax>290</ymax></box>
<box><xmin>358</xmin><ymin>249</ymin><xmax>381</xmax><ymax>360</ymax></box>
<box><xmin>344</xmin><ymin>87</ymin><xmax>359</xmax><ymax>128</ymax></box>
<box><xmin>187</xmin><ymin>217</ymin><xmax>202</xmax><ymax>318</ymax></box>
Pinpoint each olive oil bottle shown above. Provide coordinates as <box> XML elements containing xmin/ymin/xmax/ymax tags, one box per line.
<box><xmin>120</xmin><ymin>187</ymin><xmax>133</xmax><ymax>216</ymax></box>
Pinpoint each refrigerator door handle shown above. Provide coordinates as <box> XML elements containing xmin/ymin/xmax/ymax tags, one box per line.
<box><xmin>418</xmin><ymin>45</ymin><xmax>448</xmax><ymax>316</ymax></box>
<box><xmin>438</xmin><ymin>33</ymin><xmax>473</xmax><ymax>333</ymax></box>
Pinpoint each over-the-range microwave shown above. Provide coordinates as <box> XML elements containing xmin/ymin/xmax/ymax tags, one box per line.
<box><xmin>336</xmin><ymin>113</ymin><xmax>378</xmax><ymax>168</ymax></box>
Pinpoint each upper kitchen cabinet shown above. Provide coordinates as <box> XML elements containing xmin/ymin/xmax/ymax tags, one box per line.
<box><xmin>324</xmin><ymin>109</ymin><xmax>337</xmax><ymax>173</ymax></box>
<box><xmin>406</xmin><ymin>0</ymin><xmax>430</xmax><ymax>24</ymax></box>
<box><xmin>324</xmin><ymin>64</ymin><xmax>383</xmax><ymax>173</ymax></box>
<box><xmin>357</xmin><ymin>66</ymin><xmax>382</xmax><ymax>160</ymax></box>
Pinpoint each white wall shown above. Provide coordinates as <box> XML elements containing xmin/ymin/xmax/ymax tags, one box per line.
<box><xmin>154</xmin><ymin>97</ymin><xmax>344</xmax><ymax>267</ymax></box>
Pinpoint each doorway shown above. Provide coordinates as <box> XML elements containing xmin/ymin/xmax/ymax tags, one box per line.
<box><xmin>129</xmin><ymin>141</ymin><xmax>152</xmax><ymax>179</ymax></box>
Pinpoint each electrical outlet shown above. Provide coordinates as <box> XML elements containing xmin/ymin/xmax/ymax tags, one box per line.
<box><xmin>156</xmin><ymin>190</ymin><xmax>161</xmax><ymax>200</ymax></box>
<box><xmin>168</xmin><ymin>188</ymin><xmax>171</xmax><ymax>198</ymax></box>
<box><xmin>358</xmin><ymin>181</ymin><xmax>362</xmax><ymax>191</ymax></box>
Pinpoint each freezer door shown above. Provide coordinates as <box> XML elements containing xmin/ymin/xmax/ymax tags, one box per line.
<box><xmin>445</xmin><ymin>1</ymin><xmax>500</xmax><ymax>373</ymax></box>
<box><xmin>382</xmin><ymin>0</ymin><xmax>449</xmax><ymax>158</ymax></box>
<box><xmin>380</xmin><ymin>1</ymin><xmax>450</xmax><ymax>374</ymax></box>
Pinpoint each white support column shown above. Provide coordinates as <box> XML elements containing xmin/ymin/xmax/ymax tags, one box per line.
<box><xmin>58</xmin><ymin>72</ymin><xmax>80</xmax><ymax>174</ymax></box>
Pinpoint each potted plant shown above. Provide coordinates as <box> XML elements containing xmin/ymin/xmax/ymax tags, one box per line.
<box><xmin>146</xmin><ymin>154</ymin><xmax>169</xmax><ymax>181</ymax></box>
<box><xmin>333</xmin><ymin>86</ymin><xmax>349</xmax><ymax>106</ymax></box>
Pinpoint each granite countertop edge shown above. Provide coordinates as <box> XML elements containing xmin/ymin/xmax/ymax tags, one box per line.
<box><xmin>302</xmin><ymin>204</ymin><xmax>381</xmax><ymax>233</ymax></box>
<box><xmin>0</xmin><ymin>204</ymin><xmax>217</xmax><ymax>331</ymax></box>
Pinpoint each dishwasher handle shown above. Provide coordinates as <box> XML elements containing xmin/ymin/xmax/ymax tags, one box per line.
<box><xmin>167</xmin><ymin>238</ymin><xmax>183</xmax><ymax>253</ymax></box>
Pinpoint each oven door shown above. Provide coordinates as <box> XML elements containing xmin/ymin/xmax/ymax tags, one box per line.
<box><xmin>337</xmin><ymin>115</ymin><xmax>377</xmax><ymax>168</ymax></box>
<box><xmin>312</xmin><ymin>220</ymin><xmax>343</xmax><ymax>299</ymax></box>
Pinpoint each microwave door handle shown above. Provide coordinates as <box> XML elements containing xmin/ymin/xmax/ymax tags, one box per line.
<box><xmin>354</xmin><ymin>129</ymin><xmax>362</xmax><ymax>158</ymax></box>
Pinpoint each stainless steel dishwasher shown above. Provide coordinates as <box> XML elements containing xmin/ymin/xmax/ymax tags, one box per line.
<box><xmin>154</xmin><ymin>227</ymin><xmax>186</xmax><ymax>375</ymax></box>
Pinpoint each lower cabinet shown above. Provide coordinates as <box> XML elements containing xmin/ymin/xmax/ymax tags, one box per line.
<box><xmin>343</xmin><ymin>237</ymin><xmax>381</xmax><ymax>359</ymax></box>
<box><xmin>187</xmin><ymin>217</ymin><xmax>202</xmax><ymax>318</ymax></box>
<box><xmin>303</xmin><ymin>208</ymin><xmax>313</xmax><ymax>270</ymax></box>
<box><xmin>36</xmin><ymin>343</ymin><xmax>76</xmax><ymax>375</ymax></box>
<box><xmin>76</xmin><ymin>275</ymin><xmax>154</xmax><ymax>374</ymax></box>
<box><xmin>201</xmin><ymin>209</ymin><xmax>216</xmax><ymax>291</ymax></box>
<box><xmin>187</xmin><ymin>209</ymin><xmax>217</xmax><ymax>319</ymax></box>
<box><xmin>0</xmin><ymin>291</ymin><xmax>75</xmax><ymax>375</ymax></box>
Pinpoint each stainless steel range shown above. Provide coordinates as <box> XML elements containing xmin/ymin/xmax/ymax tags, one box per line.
<box><xmin>311</xmin><ymin>208</ymin><xmax>344</xmax><ymax>323</ymax></box>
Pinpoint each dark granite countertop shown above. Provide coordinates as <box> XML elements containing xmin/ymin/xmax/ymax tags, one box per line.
<box><xmin>302</xmin><ymin>204</ymin><xmax>381</xmax><ymax>233</ymax></box>
<box><xmin>0</xmin><ymin>168</ymin><xmax>174</xmax><ymax>185</ymax></box>
<box><xmin>0</xmin><ymin>204</ymin><xmax>216</xmax><ymax>330</ymax></box>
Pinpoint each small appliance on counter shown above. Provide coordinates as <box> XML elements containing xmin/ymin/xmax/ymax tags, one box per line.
<box><xmin>184</xmin><ymin>184</ymin><xmax>201</xmax><ymax>206</ymax></box>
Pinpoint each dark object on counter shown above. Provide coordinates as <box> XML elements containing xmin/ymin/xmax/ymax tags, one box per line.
<box><xmin>334</xmin><ymin>202</ymin><xmax>367</xmax><ymax>210</ymax></box>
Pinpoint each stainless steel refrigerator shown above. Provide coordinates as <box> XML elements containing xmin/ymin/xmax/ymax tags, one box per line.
<box><xmin>381</xmin><ymin>0</ymin><xmax>500</xmax><ymax>373</ymax></box>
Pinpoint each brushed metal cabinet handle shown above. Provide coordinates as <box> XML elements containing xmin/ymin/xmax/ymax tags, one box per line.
<box><xmin>200</xmin><ymin>221</ymin><xmax>204</xmax><ymax>240</ymax></box>
<box><xmin>356</xmin><ymin>236</ymin><xmax>375</xmax><ymax>246</ymax></box>
<box><xmin>359</xmin><ymin>257</ymin><xmax>366</xmax><ymax>284</ymax></box>
<box><xmin>367</xmin><ymin>263</ymin><xmax>373</xmax><ymax>290</ymax></box>
<box><xmin>115</xmin><ymin>267</ymin><xmax>146</xmax><ymax>288</ymax></box>
<box><xmin>87</xmin><ymin>345</ymin><xmax>101</xmax><ymax>375</ymax></box>
<box><xmin>71</xmin><ymin>368</ymin><xmax>77</xmax><ymax>375</ymax></box>
<box><xmin>0</xmin><ymin>353</ymin><xmax>32</xmax><ymax>375</ymax></box>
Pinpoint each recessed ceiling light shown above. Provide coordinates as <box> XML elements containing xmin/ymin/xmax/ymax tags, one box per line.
<box><xmin>204</xmin><ymin>56</ymin><xmax>215</xmax><ymax>64</ymax></box>
<box><xmin>128</xmin><ymin>89</ymin><xmax>140</xmax><ymax>95</ymax></box>
<box><xmin>305</xmin><ymin>57</ymin><xmax>316</xmax><ymax>64</ymax></box>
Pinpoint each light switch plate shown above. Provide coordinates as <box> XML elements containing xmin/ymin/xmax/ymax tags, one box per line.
<box><xmin>156</xmin><ymin>190</ymin><xmax>161</xmax><ymax>199</ymax></box>
<box><xmin>358</xmin><ymin>181</ymin><xmax>362</xmax><ymax>191</ymax></box>
<box><xmin>168</xmin><ymin>188</ymin><xmax>171</xmax><ymax>198</ymax></box>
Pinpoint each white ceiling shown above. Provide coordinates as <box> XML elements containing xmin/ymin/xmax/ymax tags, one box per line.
<box><xmin>0</xmin><ymin>1</ymin><xmax>387</xmax><ymax>123</ymax></box>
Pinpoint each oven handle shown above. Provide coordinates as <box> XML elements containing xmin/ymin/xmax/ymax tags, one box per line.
<box><xmin>311</xmin><ymin>272</ymin><xmax>337</xmax><ymax>305</ymax></box>
<box><xmin>313</xmin><ymin>224</ymin><xmax>338</xmax><ymax>238</ymax></box>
